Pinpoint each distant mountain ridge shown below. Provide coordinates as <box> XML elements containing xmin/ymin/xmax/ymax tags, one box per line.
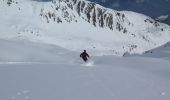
<box><xmin>0</xmin><ymin>0</ymin><xmax>170</xmax><ymax>56</ymax></box>
<box><xmin>89</xmin><ymin>0</ymin><xmax>170</xmax><ymax>25</ymax></box>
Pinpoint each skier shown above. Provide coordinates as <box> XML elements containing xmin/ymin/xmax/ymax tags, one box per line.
<box><xmin>80</xmin><ymin>50</ymin><xmax>90</xmax><ymax>62</ymax></box>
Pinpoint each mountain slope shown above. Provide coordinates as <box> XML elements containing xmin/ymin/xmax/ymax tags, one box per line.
<box><xmin>0</xmin><ymin>39</ymin><xmax>77</xmax><ymax>62</ymax></box>
<box><xmin>89</xmin><ymin>0</ymin><xmax>170</xmax><ymax>25</ymax></box>
<box><xmin>89</xmin><ymin>0</ymin><xmax>170</xmax><ymax>18</ymax></box>
<box><xmin>134</xmin><ymin>41</ymin><xmax>170</xmax><ymax>60</ymax></box>
<box><xmin>0</xmin><ymin>0</ymin><xmax>170</xmax><ymax>56</ymax></box>
<box><xmin>0</xmin><ymin>38</ymin><xmax>170</xmax><ymax>100</ymax></box>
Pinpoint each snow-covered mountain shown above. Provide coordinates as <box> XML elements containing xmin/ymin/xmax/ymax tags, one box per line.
<box><xmin>156</xmin><ymin>15</ymin><xmax>169</xmax><ymax>22</ymax></box>
<box><xmin>0</xmin><ymin>0</ymin><xmax>170</xmax><ymax>56</ymax></box>
<box><xmin>89</xmin><ymin>0</ymin><xmax>170</xmax><ymax>18</ymax></box>
<box><xmin>156</xmin><ymin>15</ymin><xmax>170</xmax><ymax>25</ymax></box>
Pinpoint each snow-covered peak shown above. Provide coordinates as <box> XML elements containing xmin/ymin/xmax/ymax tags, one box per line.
<box><xmin>156</xmin><ymin>15</ymin><xmax>169</xmax><ymax>21</ymax></box>
<box><xmin>0</xmin><ymin>0</ymin><xmax>170</xmax><ymax>56</ymax></box>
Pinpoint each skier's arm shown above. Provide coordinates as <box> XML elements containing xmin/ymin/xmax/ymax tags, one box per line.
<box><xmin>87</xmin><ymin>54</ymin><xmax>90</xmax><ymax>58</ymax></box>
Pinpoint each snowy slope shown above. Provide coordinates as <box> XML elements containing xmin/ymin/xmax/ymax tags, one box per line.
<box><xmin>0</xmin><ymin>39</ymin><xmax>170</xmax><ymax>100</ymax></box>
<box><xmin>131</xmin><ymin>41</ymin><xmax>170</xmax><ymax>60</ymax></box>
<box><xmin>0</xmin><ymin>0</ymin><xmax>170</xmax><ymax>56</ymax></box>
<box><xmin>1</xmin><ymin>1</ymin><xmax>170</xmax><ymax>99</ymax></box>
<box><xmin>0</xmin><ymin>39</ymin><xmax>78</xmax><ymax>63</ymax></box>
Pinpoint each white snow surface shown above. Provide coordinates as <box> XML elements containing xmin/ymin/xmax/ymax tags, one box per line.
<box><xmin>0</xmin><ymin>39</ymin><xmax>170</xmax><ymax>100</ymax></box>
<box><xmin>131</xmin><ymin>41</ymin><xmax>170</xmax><ymax>60</ymax></box>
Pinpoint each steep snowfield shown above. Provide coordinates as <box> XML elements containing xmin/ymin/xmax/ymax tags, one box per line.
<box><xmin>0</xmin><ymin>39</ymin><xmax>170</xmax><ymax>100</ymax></box>
<box><xmin>0</xmin><ymin>0</ymin><xmax>170</xmax><ymax>56</ymax></box>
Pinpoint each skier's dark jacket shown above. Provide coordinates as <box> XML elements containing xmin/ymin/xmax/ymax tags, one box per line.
<box><xmin>80</xmin><ymin>50</ymin><xmax>90</xmax><ymax>62</ymax></box>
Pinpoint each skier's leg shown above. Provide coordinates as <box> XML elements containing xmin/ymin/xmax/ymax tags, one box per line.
<box><xmin>83</xmin><ymin>57</ymin><xmax>87</xmax><ymax>62</ymax></box>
